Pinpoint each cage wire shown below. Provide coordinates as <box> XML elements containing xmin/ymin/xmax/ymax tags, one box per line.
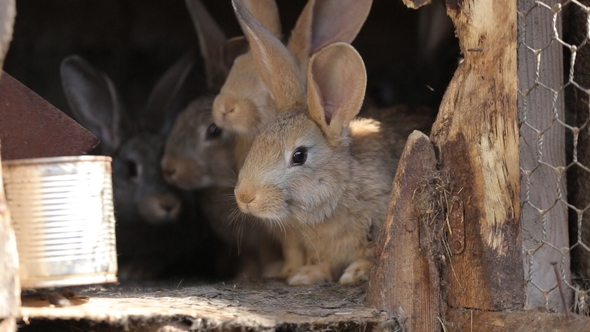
<box><xmin>518</xmin><ymin>0</ymin><xmax>590</xmax><ymax>314</ymax></box>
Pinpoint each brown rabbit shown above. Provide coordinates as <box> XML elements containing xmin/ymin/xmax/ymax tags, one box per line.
<box><xmin>162</xmin><ymin>0</ymin><xmax>281</xmax><ymax>186</ymax></box>
<box><xmin>161</xmin><ymin>0</ymin><xmax>283</xmax><ymax>279</ymax></box>
<box><xmin>231</xmin><ymin>0</ymin><xmax>433</xmax><ymax>286</ymax></box>
<box><xmin>212</xmin><ymin>0</ymin><xmax>373</xmax><ymax>168</ymax></box>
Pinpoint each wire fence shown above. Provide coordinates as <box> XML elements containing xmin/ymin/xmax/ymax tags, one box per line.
<box><xmin>518</xmin><ymin>0</ymin><xmax>590</xmax><ymax>314</ymax></box>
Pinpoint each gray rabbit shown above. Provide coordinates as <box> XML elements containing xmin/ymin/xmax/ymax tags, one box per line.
<box><xmin>60</xmin><ymin>52</ymin><xmax>224</xmax><ymax>280</ymax></box>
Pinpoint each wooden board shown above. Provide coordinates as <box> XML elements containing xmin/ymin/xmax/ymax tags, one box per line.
<box><xmin>17</xmin><ymin>280</ymin><xmax>395</xmax><ymax>332</ymax></box>
<box><xmin>0</xmin><ymin>72</ymin><xmax>99</xmax><ymax>161</ymax></box>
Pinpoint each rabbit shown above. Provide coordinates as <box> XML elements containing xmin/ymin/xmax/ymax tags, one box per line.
<box><xmin>60</xmin><ymin>52</ymin><xmax>222</xmax><ymax>280</ymax></box>
<box><xmin>162</xmin><ymin>0</ymin><xmax>280</xmax><ymax>187</ymax></box>
<box><xmin>161</xmin><ymin>0</ymin><xmax>283</xmax><ymax>279</ymax></box>
<box><xmin>206</xmin><ymin>0</ymin><xmax>373</xmax><ymax>279</ymax></box>
<box><xmin>212</xmin><ymin>0</ymin><xmax>373</xmax><ymax>169</ymax></box>
<box><xmin>230</xmin><ymin>0</ymin><xmax>434</xmax><ymax>286</ymax></box>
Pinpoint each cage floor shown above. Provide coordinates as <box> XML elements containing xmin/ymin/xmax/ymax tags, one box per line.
<box><xmin>17</xmin><ymin>279</ymin><xmax>395</xmax><ymax>331</ymax></box>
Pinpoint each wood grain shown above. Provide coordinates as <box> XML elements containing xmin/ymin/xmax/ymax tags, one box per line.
<box><xmin>429</xmin><ymin>0</ymin><xmax>524</xmax><ymax>310</ymax></box>
<box><xmin>367</xmin><ymin>131</ymin><xmax>440</xmax><ymax>331</ymax></box>
<box><xmin>0</xmin><ymin>2</ymin><xmax>19</xmax><ymax>332</ymax></box>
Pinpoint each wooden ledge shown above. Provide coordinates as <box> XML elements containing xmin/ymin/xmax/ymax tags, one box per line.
<box><xmin>18</xmin><ymin>280</ymin><xmax>397</xmax><ymax>331</ymax></box>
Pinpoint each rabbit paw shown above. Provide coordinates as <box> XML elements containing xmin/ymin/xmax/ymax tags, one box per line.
<box><xmin>277</xmin><ymin>255</ymin><xmax>304</xmax><ymax>279</ymax></box>
<box><xmin>287</xmin><ymin>264</ymin><xmax>331</xmax><ymax>286</ymax></box>
<box><xmin>338</xmin><ymin>259</ymin><xmax>371</xmax><ymax>284</ymax></box>
<box><xmin>278</xmin><ymin>263</ymin><xmax>298</xmax><ymax>279</ymax></box>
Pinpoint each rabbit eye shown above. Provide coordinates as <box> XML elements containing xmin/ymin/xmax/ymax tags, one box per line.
<box><xmin>291</xmin><ymin>147</ymin><xmax>308</xmax><ymax>166</ymax></box>
<box><xmin>127</xmin><ymin>161</ymin><xmax>139</xmax><ymax>179</ymax></box>
<box><xmin>206</xmin><ymin>123</ymin><xmax>222</xmax><ymax>140</ymax></box>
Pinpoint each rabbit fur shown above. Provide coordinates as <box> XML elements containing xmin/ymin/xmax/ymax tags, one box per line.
<box><xmin>231</xmin><ymin>0</ymin><xmax>434</xmax><ymax>286</ymax></box>
<box><xmin>212</xmin><ymin>0</ymin><xmax>373</xmax><ymax>169</ymax></box>
<box><xmin>60</xmin><ymin>52</ymin><xmax>224</xmax><ymax>280</ymax></box>
<box><xmin>162</xmin><ymin>0</ymin><xmax>283</xmax><ymax>279</ymax></box>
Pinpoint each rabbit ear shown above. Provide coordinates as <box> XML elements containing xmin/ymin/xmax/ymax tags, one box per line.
<box><xmin>144</xmin><ymin>50</ymin><xmax>196</xmax><ymax>132</ymax></box>
<box><xmin>221</xmin><ymin>36</ymin><xmax>250</xmax><ymax>73</ymax></box>
<box><xmin>232</xmin><ymin>0</ymin><xmax>305</xmax><ymax>112</ymax></box>
<box><xmin>242</xmin><ymin>0</ymin><xmax>282</xmax><ymax>38</ymax></box>
<box><xmin>307</xmin><ymin>43</ymin><xmax>366</xmax><ymax>142</ymax></box>
<box><xmin>287</xmin><ymin>0</ymin><xmax>372</xmax><ymax>68</ymax></box>
<box><xmin>60</xmin><ymin>55</ymin><xmax>127</xmax><ymax>154</ymax></box>
<box><xmin>186</xmin><ymin>0</ymin><xmax>227</xmax><ymax>90</ymax></box>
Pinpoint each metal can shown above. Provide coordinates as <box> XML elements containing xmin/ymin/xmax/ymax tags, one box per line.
<box><xmin>2</xmin><ymin>155</ymin><xmax>117</xmax><ymax>289</ymax></box>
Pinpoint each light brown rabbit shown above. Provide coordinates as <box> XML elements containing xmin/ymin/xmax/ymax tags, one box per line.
<box><xmin>212</xmin><ymin>0</ymin><xmax>373</xmax><ymax>168</ymax></box>
<box><xmin>162</xmin><ymin>0</ymin><xmax>283</xmax><ymax>279</ymax></box>
<box><xmin>231</xmin><ymin>0</ymin><xmax>433</xmax><ymax>286</ymax></box>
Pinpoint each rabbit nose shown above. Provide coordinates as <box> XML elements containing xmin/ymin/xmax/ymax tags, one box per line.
<box><xmin>159</xmin><ymin>195</ymin><xmax>181</xmax><ymax>215</ymax></box>
<box><xmin>160</xmin><ymin>158</ymin><xmax>177</xmax><ymax>182</ymax></box>
<box><xmin>161</xmin><ymin>200</ymin><xmax>178</xmax><ymax>213</ymax></box>
<box><xmin>162</xmin><ymin>167</ymin><xmax>176</xmax><ymax>180</ymax></box>
<box><xmin>218</xmin><ymin>104</ymin><xmax>234</xmax><ymax>115</ymax></box>
<box><xmin>235</xmin><ymin>186</ymin><xmax>257</xmax><ymax>205</ymax></box>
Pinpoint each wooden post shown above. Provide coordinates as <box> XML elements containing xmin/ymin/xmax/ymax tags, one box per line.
<box><xmin>430</xmin><ymin>0</ymin><xmax>524</xmax><ymax>310</ymax></box>
<box><xmin>367</xmin><ymin>131</ymin><xmax>440</xmax><ymax>331</ymax></box>
<box><xmin>0</xmin><ymin>2</ymin><xmax>19</xmax><ymax>332</ymax></box>
<box><xmin>0</xmin><ymin>144</ymin><xmax>19</xmax><ymax>332</ymax></box>
<box><xmin>518</xmin><ymin>0</ymin><xmax>571</xmax><ymax>310</ymax></box>
<box><xmin>0</xmin><ymin>0</ymin><xmax>14</xmax><ymax>71</ymax></box>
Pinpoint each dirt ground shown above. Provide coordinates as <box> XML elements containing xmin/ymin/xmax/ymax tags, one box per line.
<box><xmin>18</xmin><ymin>279</ymin><xmax>398</xmax><ymax>331</ymax></box>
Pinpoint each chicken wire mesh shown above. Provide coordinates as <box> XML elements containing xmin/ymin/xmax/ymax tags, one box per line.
<box><xmin>518</xmin><ymin>0</ymin><xmax>590</xmax><ymax>314</ymax></box>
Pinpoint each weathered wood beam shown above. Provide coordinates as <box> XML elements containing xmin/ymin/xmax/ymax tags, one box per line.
<box><xmin>0</xmin><ymin>2</ymin><xmax>19</xmax><ymax>332</ymax></box>
<box><xmin>0</xmin><ymin>145</ymin><xmax>19</xmax><ymax>332</ymax></box>
<box><xmin>445</xmin><ymin>308</ymin><xmax>590</xmax><ymax>332</ymax></box>
<box><xmin>429</xmin><ymin>0</ymin><xmax>523</xmax><ymax>310</ymax></box>
<box><xmin>367</xmin><ymin>131</ymin><xmax>440</xmax><ymax>331</ymax></box>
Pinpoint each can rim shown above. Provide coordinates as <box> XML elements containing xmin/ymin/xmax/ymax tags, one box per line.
<box><xmin>2</xmin><ymin>155</ymin><xmax>112</xmax><ymax>166</ymax></box>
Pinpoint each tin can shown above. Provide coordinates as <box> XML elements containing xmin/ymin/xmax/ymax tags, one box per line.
<box><xmin>2</xmin><ymin>156</ymin><xmax>117</xmax><ymax>288</ymax></box>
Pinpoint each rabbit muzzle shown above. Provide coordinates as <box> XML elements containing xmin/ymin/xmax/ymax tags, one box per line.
<box><xmin>234</xmin><ymin>181</ymin><xmax>288</xmax><ymax>221</ymax></box>
<box><xmin>138</xmin><ymin>192</ymin><xmax>182</xmax><ymax>224</ymax></box>
<box><xmin>213</xmin><ymin>93</ymin><xmax>262</xmax><ymax>135</ymax></box>
<box><xmin>160</xmin><ymin>155</ymin><xmax>207</xmax><ymax>190</ymax></box>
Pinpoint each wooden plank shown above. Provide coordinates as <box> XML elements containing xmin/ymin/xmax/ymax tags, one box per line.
<box><xmin>0</xmin><ymin>144</ymin><xmax>20</xmax><ymax>332</ymax></box>
<box><xmin>367</xmin><ymin>131</ymin><xmax>440</xmax><ymax>331</ymax></box>
<box><xmin>429</xmin><ymin>0</ymin><xmax>523</xmax><ymax>310</ymax></box>
<box><xmin>0</xmin><ymin>2</ymin><xmax>19</xmax><ymax>332</ymax></box>
<box><xmin>444</xmin><ymin>308</ymin><xmax>590</xmax><ymax>332</ymax></box>
<box><xmin>18</xmin><ymin>281</ymin><xmax>395</xmax><ymax>331</ymax></box>
<box><xmin>518</xmin><ymin>0</ymin><xmax>571</xmax><ymax>310</ymax></box>
<box><xmin>0</xmin><ymin>72</ymin><xmax>99</xmax><ymax>160</ymax></box>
